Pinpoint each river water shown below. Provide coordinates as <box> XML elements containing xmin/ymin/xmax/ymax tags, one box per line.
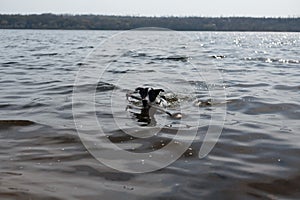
<box><xmin>0</xmin><ymin>29</ymin><xmax>299</xmax><ymax>199</ymax></box>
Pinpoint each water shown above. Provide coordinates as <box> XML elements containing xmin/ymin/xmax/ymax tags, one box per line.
<box><xmin>0</xmin><ymin>29</ymin><xmax>300</xmax><ymax>199</ymax></box>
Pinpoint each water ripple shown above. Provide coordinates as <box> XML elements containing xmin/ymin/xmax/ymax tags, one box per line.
<box><xmin>0</xmin><ymin>30</ymin><xmax>300</xmax><ymax>199</ymax></box>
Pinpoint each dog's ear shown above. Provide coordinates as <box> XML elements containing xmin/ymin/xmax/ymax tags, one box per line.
<box><xmin>135</xmin><ymin>87</ymin><xmax>149</xmax><ymax>91</ymax></box>
<box><xmin>135</xmin><ymin>87</ymin><xmax>143</xmax><ymax>91</ymax></box>
<box><xmin>136</xmin><ymin>87</ymin><xmax>148</xmax><ymax>99</ymax></box>
<box><xmin>154</xmin><ymin>89</ymin><xmax>164</xmax><ymax>94</ymax></box>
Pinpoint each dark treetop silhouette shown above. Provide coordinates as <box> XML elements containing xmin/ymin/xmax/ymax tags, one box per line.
<box><xmin>0</xmin><ymin>14</ymin><xmax>299</xmax><ymax>31</ymax></box>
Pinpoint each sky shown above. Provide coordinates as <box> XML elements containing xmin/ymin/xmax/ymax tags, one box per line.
<box><xmin>0</xmin><ymin>0</ymin><xmax>299</xmax><ymax>17</ymax></box>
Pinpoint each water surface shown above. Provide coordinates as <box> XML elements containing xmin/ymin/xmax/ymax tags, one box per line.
<box><xmin>0</xmin><ymin>29</ymin><xmax>300</xmax><ymax>199</ymax></box>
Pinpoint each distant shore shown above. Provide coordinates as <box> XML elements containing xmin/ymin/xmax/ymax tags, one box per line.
<box><xmin>0</xmin><ymin>14</ymin><xmax>299</xmax><ymax>32</ymax></box>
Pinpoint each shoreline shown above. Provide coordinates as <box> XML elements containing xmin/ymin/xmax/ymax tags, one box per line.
<box><xmin>1</xmin><ymin>14</ymin><xmax>299</xmax><ymax>32</ymax></box>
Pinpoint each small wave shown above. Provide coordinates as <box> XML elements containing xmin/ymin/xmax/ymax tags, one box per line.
<box><xmin>42</xmin><ymin>84</ymin><xmax>74</xmax><ymax>95</ymax></box>
<box><xmin>227</xmin><ymin>97</ymin><xmax>299</xmax><ymax>119</ymax></box>
<box><xmin>122</xmin><ymin>50</ymin><xmax>148</xmax><ymax>58</ymax></box>
<box><xmin>107</xmin><ymin>69</ymin><xmax>156</xmax><ymax>74</ymax></box>
<box><xmin>243</xmin><ymin>57</ymin><xmax>299</xmax><ymax>64</ymax></box>
<box><xmin>0</xmin><ymin>104</ymin><xmax>13</xmax><ymax>108</ymax></box>
<box><xmin>245</xmin><ymin>102</ymin><xmax>299</xmax><ymax>116</ymax></box>
<box><xmin>211</xmin><ymin>55</ymin><xmax>226</xmax><ymax>59</ymax></box>
<box><xmin>77</xmin><ymin>46</ymin><xmax>94</xmax><ymax>49</ymax></box>
<box><xmin>273</xmin><ymin>85</ymin><xmax>300</xmax><ymax>91</ymax></box>
<box><xmin>2</xmin><ymin>61</ymin><xmax>19</xmax><ymax>65</ymax></box>
<box><xmin>153</xmin><ymin>56</ymin><xmax>189</xmax><ymax>62</ymax></box>
<box><xmin>22</xmin><ymin>102</ymin><xmax>47</xmax><ymax>109</ymax></box>
<box><xmin>32</xmin><ymin>53</ymin><xmax>58</xmax><ymax>57</ymax></box>
<box><xmin>107</xmin><ymin>69</ymin><xmax>132</xmax><ymax>74</ymax></box>
<box><xmin>106</xmin><ymin>127</ymin><xmax>196</xmax><ymax>153</ymax></box>
<box><xmin>76</xmin><ymin>62</ymin><xmax>86</xmax><ymax>66</ymax></box>
<box><xmin>35</xmin><ymin>80</ymin><xmax>62</xmax><ymax>85</ymax></box>
<box><xmin>233</xmin><ymin>83</ymin><xmax>269</xmax><ymax>88</ymax></box>
<box><xmin>0</xmin><ymin>79</ymin><xmax>15</xmax><ymax>83</ymax></box>
<box><xmin>97</xmin><ymin>81</ymin><xmax>117</xmax><ymax>92</ymax></box>
<box><xmin>248</xmin><ymin>175</ymin><xmax>300</xmax><ymax>197</ymax></box>
<box><xmin>0</xmin><ymin>120</ymin><xmax>35</xmax><ymax>126</ymax></box>
<box><xmin>74</xmin><ymin>82</ymin><xmax>117</xmax><ymax>92</ymax></box>
<box><xmin>0</xmin><ymin>172</ymin><xmax>22</xmax><ymax>176</ymax></box>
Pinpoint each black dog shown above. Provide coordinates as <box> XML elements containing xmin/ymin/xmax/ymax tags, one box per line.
<box><xmin>127</xmin><ymin>87</ymin><xmax>170</xmax><ymax>126</ymax></box>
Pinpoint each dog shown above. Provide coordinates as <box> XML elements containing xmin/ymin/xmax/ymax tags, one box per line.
<box><xmin>126</xmin><ymin>87</ymin><xmax>166</xmax><ymax>126</ymax></box>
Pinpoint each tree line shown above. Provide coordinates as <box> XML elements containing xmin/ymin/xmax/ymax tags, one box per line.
<box><xmin>0</xmin><ymin>14</ymin><xmax>299</xmax><ymax>31</ymax></box>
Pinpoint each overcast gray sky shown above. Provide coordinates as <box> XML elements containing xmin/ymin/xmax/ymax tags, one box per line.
<box><xmin>0</xmin><ymin>0</ymin><xmax>299</xmax><ymax>17</ymax></box>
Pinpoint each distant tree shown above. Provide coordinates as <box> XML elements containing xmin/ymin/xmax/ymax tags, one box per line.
<box><xmin>0</xmin><ymin>14</ymin><xmax>299</xmax><ymax>31</ymax></box>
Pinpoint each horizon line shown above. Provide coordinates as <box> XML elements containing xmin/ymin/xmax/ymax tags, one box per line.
<box><xmin>0</xmin><ymin>12</ymin><xmax>299</xmax><ymax>19</ymax></box>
